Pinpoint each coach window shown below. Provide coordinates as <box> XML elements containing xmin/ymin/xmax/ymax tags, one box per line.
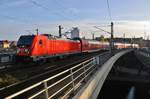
<box><xmin>39</xmin><ymin>40</ymin><xmax>43</xmax><ymax>45</ymax></box>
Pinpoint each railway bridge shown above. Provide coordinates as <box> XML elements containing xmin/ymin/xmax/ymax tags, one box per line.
<box><xmin>1</xmin><ymin>49</ymin><xmax>134</xmax><ymax>99</ymax></box>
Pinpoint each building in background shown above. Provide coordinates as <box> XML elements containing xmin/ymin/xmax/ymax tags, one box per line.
<box><xmin>0</xmin><ymin>40</ymin><xmax>9</xmax><ymax>48</ymax></box>
<box><xmin>71</xmin><ymin>27</ymin><xmax>80</xmax><ymax>38</ymax></box>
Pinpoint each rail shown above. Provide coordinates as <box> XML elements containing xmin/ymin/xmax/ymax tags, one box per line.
<box><xmin>4</xmin><ymin>52</ymin><xmax>112</xmax><ymax>99</ymax></box>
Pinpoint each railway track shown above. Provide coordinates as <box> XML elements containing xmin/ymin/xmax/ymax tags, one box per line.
<box><xmin>0</xmin><ymin>50</ymin><xmax>110</xmax><ymax>97</ymax></box>
<box><xmin>0</xmin><ymin>50</ymin><xmax>106</xmax><ymax>73</ymax></box>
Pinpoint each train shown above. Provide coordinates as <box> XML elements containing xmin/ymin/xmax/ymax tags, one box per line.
<box><xmin>16</xmin><ymin>34</ymin><xmax>139</xmax><ymax>61</ymax></box>
<box><xmin>114</xmin><ymin>43</ymin><xmax>139</xmax><ymax>49</ymax></box>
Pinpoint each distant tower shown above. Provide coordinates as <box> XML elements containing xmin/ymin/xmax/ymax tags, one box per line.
<box><xmin>71</xmin><ymin>27</ymin><xmax>80</xmax><ymax>38</ymax></box>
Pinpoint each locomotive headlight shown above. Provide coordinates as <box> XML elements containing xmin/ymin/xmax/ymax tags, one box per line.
<box><xmin>24</xmin><ymin>49</ymin><xmax>29</xmax><ymax>53</ymax></box>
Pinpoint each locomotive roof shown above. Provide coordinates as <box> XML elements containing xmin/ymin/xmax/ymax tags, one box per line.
<box><xmin>42</xmin><ymin>34</ymin><xmax>81</xmax><ymax>42</ymax></box>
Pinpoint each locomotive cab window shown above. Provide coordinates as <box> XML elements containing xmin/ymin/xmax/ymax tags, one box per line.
<box><xmin>17</xmin><ymin>35</ymin><xmax>35</xmax><ymax>46</ymax></box>
<box><xmin>39</xmin><ymin>40</ymin><xmax>43</xmax><ymax>44</ymax></box>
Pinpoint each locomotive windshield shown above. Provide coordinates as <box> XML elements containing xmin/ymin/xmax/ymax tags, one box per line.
<box><xmin>17</xmin><ymin>35</ymin><xmax>35</xmax><ymax>46</ymax></box>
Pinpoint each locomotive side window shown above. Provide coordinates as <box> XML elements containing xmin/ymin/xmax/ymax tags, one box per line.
<box><xmin>39</xmin><ymin>40</ymin><xmax>43</xmax><ymax>44</ymax></box>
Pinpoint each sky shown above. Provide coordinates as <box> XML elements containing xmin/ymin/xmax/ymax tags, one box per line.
<box><xmin>0</xmin><ymin>0</ymin><xmax>150</xmax><ymax>40</ymax></box>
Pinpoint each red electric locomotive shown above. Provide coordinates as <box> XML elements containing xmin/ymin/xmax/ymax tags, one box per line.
<box><xmin>16</xmin><ymin>34</ymin><xmax>110</xmax><ymax>61</ymax></box>
<box><xmin>16</xmin><ymin>34</ymin><xmax>81</xmax><ymax>61</ymax></box>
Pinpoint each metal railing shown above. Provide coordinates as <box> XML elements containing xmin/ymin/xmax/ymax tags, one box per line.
<box><xmin>5</xmin><ymin>52</ymin><xmax>111</xmax><ymax>99</ymax></box>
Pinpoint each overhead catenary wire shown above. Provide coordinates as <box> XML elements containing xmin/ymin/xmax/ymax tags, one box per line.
<box><xmin>52</xmin><ymin>0</ymin><xmax>110</xmax><ymax>32</ymax></box>
<box><xmin>90</xmin><ymin>0</ymin><xmax>113</xmax><ymax>37</ymax></box>
<box><xmin>0</xmin><ymin>0</ymin><xmax>73</xmax><ymax>34</ymax></box>
<box><xmin>106</xmin><ymin>0</ymin><xmax>112</xmax><ymax>21</ymax></box>
<box><xmin>93</xmin><ymin>26</ymin><xmax>111</xmax><ymax>34</ymax></box>
<box><xmin>1</xmin><ymin>0</ymin><xmax>114</xmax><ymax>37</ymax></box>
<box><xmin>53</xmin><ymin>0</ymin><xmax>79</xmax><ymax>19</ymax></box>
<box><xmin>30</xmin><ymin>0</ymin><xmax>75</xmax><ymax>24</ymax></box>
<box><xmin>30</xmin><ymin>0</ymin><xmax>78</xmax><ymax>35</ymax></box>
<box><xmin>31</xmin><ymin>0</ymin><xmax>109</xmax><ymax>36</ymax></box>
<box><xmin>0</xmin><ymin>14</ymin><xmax>55</xmax><ymax>34</ymax></box>
<box><xmin>0</xmin><ymin>14</ymin><xmax>36</xmax><ymax>26</ymax></box>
